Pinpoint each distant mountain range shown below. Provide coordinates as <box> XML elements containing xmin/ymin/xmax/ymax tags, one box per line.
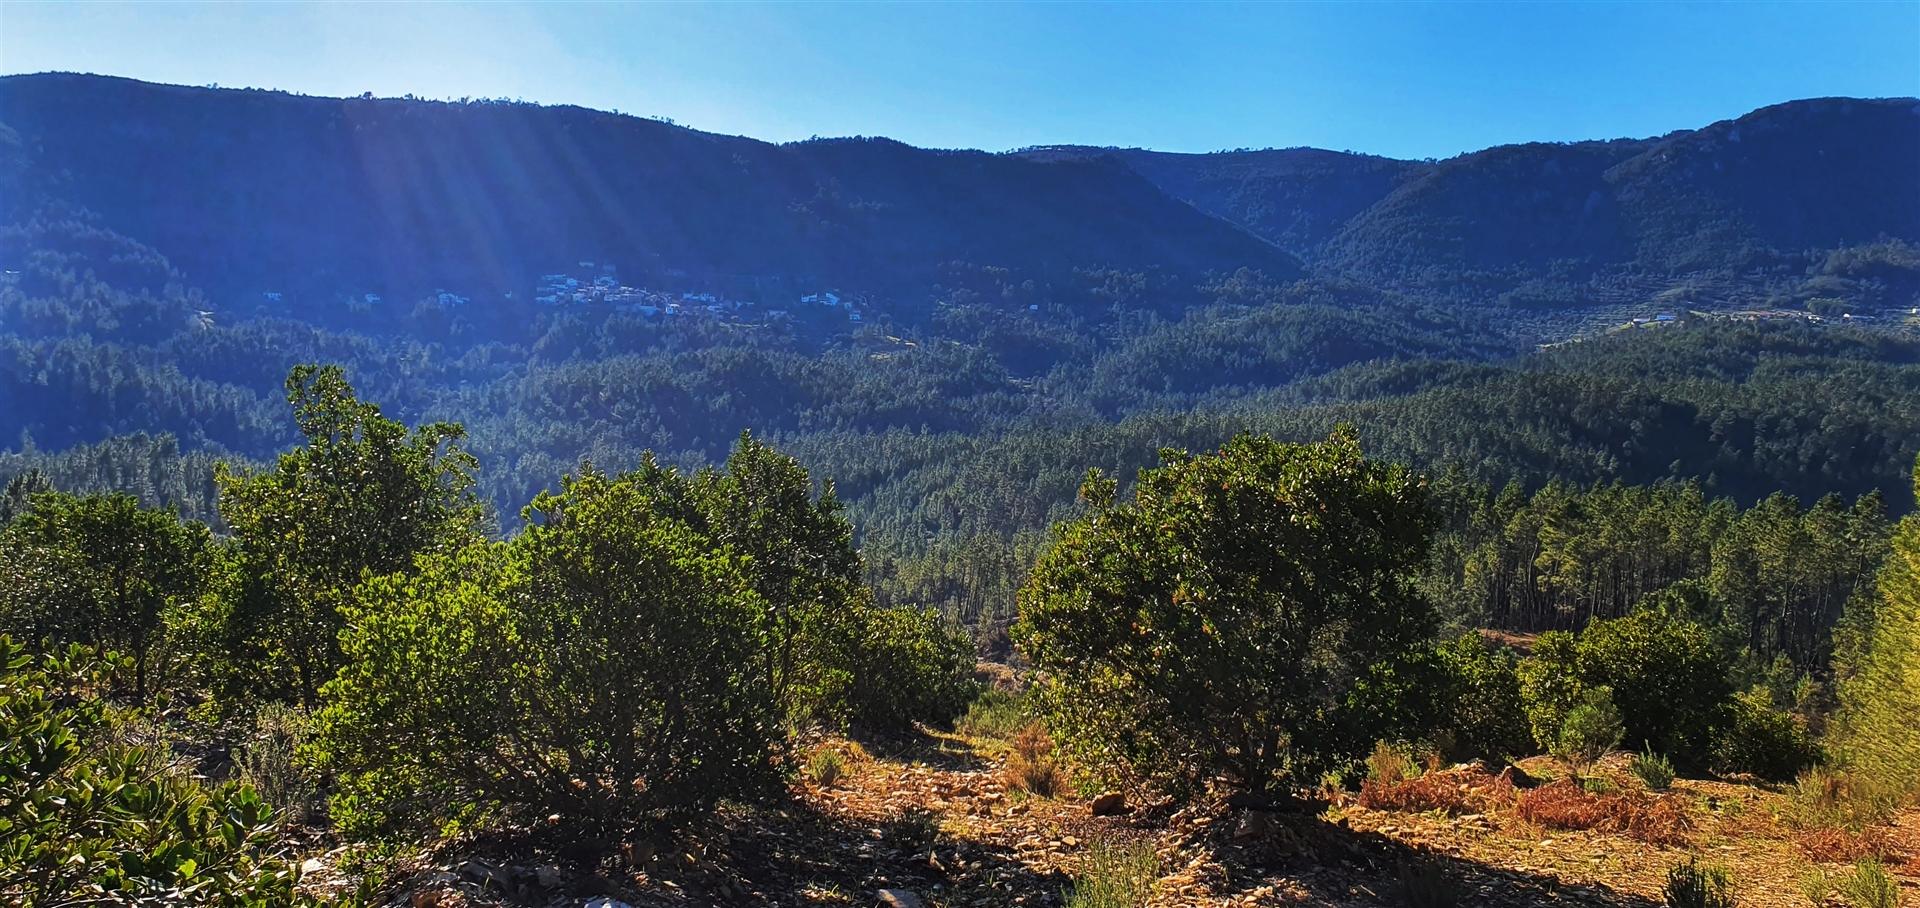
<box><xmin>1</xmin><ymin>73</ymin><xmax>1916</xmax><ymax>312</ymax></box>
<box><xmin>1028</xmin><ymin>98</ymin><xmax>1920</xmax><ymax>297</ymax></box>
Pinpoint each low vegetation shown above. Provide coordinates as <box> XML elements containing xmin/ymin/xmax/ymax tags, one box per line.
<box><xmin>2</xmin><ymin>367</ymin><xmax>1916</xmax><ymax>904</ymax></box>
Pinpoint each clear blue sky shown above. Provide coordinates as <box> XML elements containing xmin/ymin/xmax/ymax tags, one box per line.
<box><xmin>3</xmin><ymin>1</ymin><xmax>1916</xmax><ymax>159</ymax></box>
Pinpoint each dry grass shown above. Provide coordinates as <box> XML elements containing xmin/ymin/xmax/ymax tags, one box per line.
<box><xmin>1003</xmin><ymin>721</ymin><xmax>1065</xmax><ymax>797</ymax></box>
<box><xmin>1513</xmin><ymin>779</ymin><xmax>1695</xmax><ymax>846</ymax></box>
<box><xmin>1358</xmin><ymin>765</ymin><xmax>1516</xmax><ymax>816</ymax></box>
<box><xmin>1795</xmin><ymin>825</ymin><xmax>1905</xmax><ymax>864</ymax></box>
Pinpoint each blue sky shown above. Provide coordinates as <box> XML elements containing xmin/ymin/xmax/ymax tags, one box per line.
<box><xmin>3</xmin><ymin>1</ymin><xmax>1915</xmax><ymax>159</ymax></box>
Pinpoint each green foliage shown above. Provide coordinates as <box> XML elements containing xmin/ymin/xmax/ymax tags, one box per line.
<box><xmin>1573</xmin><ymin>608</ymin><xmax>1732</xmax><ymax>762</ymax></box>
<box><xmin>214</xmin><ymin>365</ymin><xmax>482</xmax><ymax>706</ymax></box>
<box><xmin>1663</xmin><ymin>857</ymin><xmax>1737</xmax><ymax>908</ymax></box>
<box><xmin>1840</xmin><ymin>860</ymin><xmax>1899</xmax><ymax>908</ymax></box>
<box><xmin>956</xmin><ymin>687</ymin><xmax>1034</xmax><ymax>741</ymax></box>
<box><xmin>0</xmin><ymin>490</ymin><xmax>209</xmax><ymax>702</ymax></box>
<box><xmin>1631</xmin><ymin>747</ymin><xmax>1677</xmax><ymax>791</ymax></box>
<box><xmin>1353</xmin><ymin>633</ymin><xmax>1532</xmax><ymax>763</ymax></box>
<box><xmin>1063</xmin><ymin>839</ymin><xmax>1158</xmax><ymax>908</ymax></box>
<box><xmin>1787</xmin><ymin>768</ymin><xmax>1899</xmax><ymax>833</ymax></box>
<box><xmin>310</xmin><ymin>468</ymin><xmax>779</xmax><ymax>844</ymax></box>
<box><xmin>1553</xmin><ymin>686</ymin><xmax>1625</xmax><ymax>770</ymax></box>
<box><xmin>804</xmin><ymin>747</ymin><xmax>846</xmax><ymax>788</ymax></box>
<box><xmin>1016</xmin><ymin>430</ymin><xmax>1436</xmax><ymax>797</ymax></box>
<box><xmin>0</xmin><ymin>637</ymin><xmax>313</xmax><ymax>906</ymax></box>
<box><xmin>1520</xmin><ymin>608</ymin><xmax>1732</xmax><ymax>770</ymax></box>
<box><xmin>802</xmin><ymin>591</ymin><xmax>979</xmax><ymax>733</ymax></box>
<box><xmin>1829</xmin><ymin>464</ymin><xmax>1920</xmax><ymax>805</ymax></box>
<box><xmin>667</xmin><ymin>434</ymin><xmax>978</xmax><ymax>735</ymax></box>
<box><xmin>237</xmin><ymin>703</ymin><xmax>319</xmax><ymax>825</ymax></box>
<box><xmin>1712</xmin><ymin>687</ymin><xmax>1819</xmax><ymax>781</ymax></box>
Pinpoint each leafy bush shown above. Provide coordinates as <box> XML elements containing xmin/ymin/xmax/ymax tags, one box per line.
<box><xmin>802</xmin><ymin>592</ymin><xmax>979</xmax><ymax>734</ymax></box>
<box><xmin>0</xmin><ymin>491</ymin><xmax>209</xmax><ymax>703</ymax></box>
<box><xmin>1840</xmin><ymin>860</ymin><xmax>1898</xmax><ymax>908</ymax></box>
<box><xmin>1712</xmin><ymin>687</ymin><xmax>1819</xmax><ymax>781</ymax></box>
<box><xmin>957</xmin><ymin>687</ymin><xmax>1033</xmax><ymax>740</ymax></box>
<box><xmin>1553</xmin><ymin>686</ymin><xmax>1625</xmax><ymax>771</ymax></box>
<box><xmin>1346</xmin><ymin>633</ymin><xmax>1531</xmax><ymax>764</ymax></box>
<box><xmin>1064</xmin><ymin>839</ymin><xmax>1157</xmax><ymax>908</ymax></box>
<box><xmin>214</xmin><ymin>365</ymin><xmax>482</xmax><ymax>707</ymax></box>
<box><xmin>1017</xmin><ymin>431</ymin><xmax>1435</xmax><ymax>798</ymax></box>
<box><xmin>1632</xmin><ymin>747</ymin><xmax>1677</xmax><ymax>791</ymax></box>
<box><xmin>684</xmin><ymin>435</ymin><xmax>979</xmax><ymax>735</ymax></box>
<box><xmin>1521</xmin><ymin>609</ymin><xmax>1731</xmax><ymax>769</ymax></box>
<box><xmin>237</xmin><ymin>702</ymin><xmax>320</xmax><ymax>825</ymax></box>
<box><xmin>0</xmin><ymin>637</ymin><xmax>312</xmax><ymax>906</ymax></box>
<box><xmin>311</xmin><ymin>467</ymin><xmax>780</xmax><ymax>845</ymax></box>
<box><xmin>1663</xmin><ymin>857</ymin><xmax>1737</xmax><ymax>908</ymax></box>
<box><xmin>805</xmin><ymin>747</ymin><xmax>846</xmax><ymax>788</ymax></box>
<box><xmin>1786</xmin><ymin>768</ymin><xmax>1898</xmax><ymax>833</ymax></box>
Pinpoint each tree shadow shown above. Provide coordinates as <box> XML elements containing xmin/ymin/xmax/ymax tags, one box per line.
<box><xmin>838</xmin><ymin>722</ymin><xmax>994</xmax><ymax>774</ymax></box>
<box><xmin>601</xmin><ymin>792</ymin><xmax>1068</xmax><ymax>906</ymax></box>
<box><xmin>1193</xmin><ymin>808</ymin><xmax>1667</xmax><ymax>907</ymax></box>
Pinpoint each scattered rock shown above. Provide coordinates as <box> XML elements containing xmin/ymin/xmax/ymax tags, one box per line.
<box><xmin>583</xmin><ymin>899</ymin><xmax>633</xmax><ymax>908</ymax></box>
<box><xmin>299</xmin><ymin>857</ymin><xmax>324</xmax><ymax>875</ymax></box>
<box><xmin>1234</xmin><ymin>810</ymin><xmax>1276</xmax><ymax>840</ymax></box>
<box><xmin>1089</xmin><ymin>791</ymin><xmax>1126</xmax><ymax>816</ymax></box>
<box><xmin>876</xmin><ymin>889</ymin><xmax>925</xmax><ymax>908</ymax></box>
<box><xmin>455</xmin><ymin>858</ymin><xmax>511</xmax><ymax>890</ymax></box>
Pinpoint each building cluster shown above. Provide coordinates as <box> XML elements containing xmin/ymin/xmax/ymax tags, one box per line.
<box><xmin>533</xmin><ymin>262</ymin><xmax>866</xmax><ymax>325</ymax></box>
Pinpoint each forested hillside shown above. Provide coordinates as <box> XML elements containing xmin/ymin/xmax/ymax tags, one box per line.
<box><xmin>5</xmin><ymin>73</ymin><xmax>1920</xmax><ymax>907</ymax></box>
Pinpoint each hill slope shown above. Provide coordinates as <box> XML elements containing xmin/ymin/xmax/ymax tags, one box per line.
<box><xmin>1029</xmin><ymin>99</ymin><xmax>1920</xmax><ymax>301</ymax></box>
<box><xmin>0</xmin><ymin>73</ymin><xmax>1297</xmax><ymax>303</ymax></box>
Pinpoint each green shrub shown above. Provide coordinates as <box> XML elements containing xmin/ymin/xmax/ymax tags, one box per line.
<box><xmin>1785</xmin><ymin>768</ymin><xmax>1899</xmax><ymax>832</ymax></box>
<box><xmin>1346</xmin><ymin>633</ymin><xmax>1531</xmax><ymax>764</ymax></box>
<box><xmin>311</xmin><ymin>468</ymin><xmax>780</xmax><ymax>845</ymax></box>
<box><xmin>805</xmin><ymin>747</ymin><xmax>846</xmax><ymax>788</ymax></box>
<box><xmin>957</xmin><ymin>687</ymin><xmax>1033</xmax><ymax>740</ymax></box>
<box><xmin>1521</xmin><ymin>609</ymin><xmax>1731</xmax><ymax>770</ymax></box>
<box><xmin>0</xmin><ymin>637</ymin><xmax>312</xmax><ymax>906</ymax></box>
<box><xmin>1713</xmin><ymin>687</ymin><xmax>1820</xmax><ymax>781</ymax></box>
<box><xmin>1663</xmin><ymin>857</ymin><xmax>1737</xmax><ymax>908</ymax></box>
<box><xmin>1632</xmin><ymin>747</ymin><xmax>1677</xmax><ymax>791</ymax></box>
<box><xmin>214</xmin><ymin>365</ymin><xmax>482</xmax><ymax>707</ymax></box>
<box><xmin>1841</xmin><ymin>860</ymin><xmax>1898</xmax><ymax>908</ymax></box>
<box><xmin>1433</xmin><ymin>634</ymin><xmax>1533</xmax><ymax>762</ymax></box>
<box><xmin>237</xmin><ymin>702</ymin><xmax>320</xmax><ymax>825</ymax></box>
<box><xmin>1017</xmin><ymin>431</ymin><xmax>1436</xmax><ymax>798</ymax></box>
<box><xmin>1063</xmin><ymin>839</ymin><xmax>1158</xmax><ymax>908</ymax></box>
<box><xmin>0</xmin><ymin>491</ymin><xmax>209</xmax><ymax>704</ymax></box>
<box><xmin>800</xmin><ymin>592</ymin><xmax>979</xmax><ymax>734</ymax></box>
<box><xmin>684</xmin><ymin>435</ymin><xmax>978</xmax><ymax>735</ymax></box>
<box><xmin>1553</xmin><ymin>686</ymin><xmax>1624</xmax><ymax>771</ymax></box>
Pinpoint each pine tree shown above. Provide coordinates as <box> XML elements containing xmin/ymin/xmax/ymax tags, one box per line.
<box><xmin>1830</xmin><ymin>459</ymin><xmax>1920</xmax><ymax>803</ymax></box>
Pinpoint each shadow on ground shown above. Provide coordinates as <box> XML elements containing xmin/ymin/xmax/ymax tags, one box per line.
<box><xmin>1190</xmin><ymin>807</ymin><xmax>1666</xmax><ymax>907</ymax></box>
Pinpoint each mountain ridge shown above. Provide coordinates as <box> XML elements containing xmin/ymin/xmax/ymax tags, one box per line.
<box><xmin>1</xmin><ymin>73</ymin><xmax>1916</xmax><ymax>317</ymax></box>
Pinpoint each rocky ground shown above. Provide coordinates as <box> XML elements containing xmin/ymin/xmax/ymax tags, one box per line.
<box><xmin>311</xmin><ymin>732</ymin><xmax>1920</xmax><ymax>908</ymax></box>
